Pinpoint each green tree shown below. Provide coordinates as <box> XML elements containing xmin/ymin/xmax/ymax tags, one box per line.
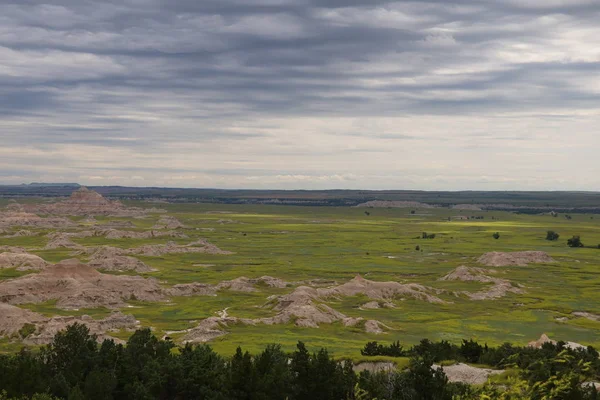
<box><xmin>546</xmin><ymin>230</ymin><xmax>560</xmax><ymax>241</ymax></box>
<box><xmin>567</xmin><ymin>236</ymin><xmax>584</xmax><ymax>248</ymax></box>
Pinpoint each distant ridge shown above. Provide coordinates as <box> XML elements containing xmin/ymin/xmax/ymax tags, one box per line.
<box><xmin>25</xmin><ymin>183</ymin><xmax>81</xmax><ymax>187</ymax></box>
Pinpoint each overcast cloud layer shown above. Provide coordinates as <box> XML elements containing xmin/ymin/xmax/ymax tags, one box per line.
<box><xmin>1</xmin><ymin>0</ymin><xmax>599</xmax><ymax>190</ymax></box>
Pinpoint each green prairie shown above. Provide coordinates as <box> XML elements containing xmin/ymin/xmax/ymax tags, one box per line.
<box><xmin>3</xmin><ymin>202</ymin><xmax>600</xmax><ymax>358</ymax></box>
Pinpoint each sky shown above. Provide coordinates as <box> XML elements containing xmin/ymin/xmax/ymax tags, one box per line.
<box><xmin>1</xmin><ymin>0</ymin><xmax>599</xmax><ymax>190</ymax></box>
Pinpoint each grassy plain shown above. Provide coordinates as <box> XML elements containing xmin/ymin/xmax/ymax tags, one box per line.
<box><xmin>2</xmin><ymin>202</ymin><xmax>600</xmax><ymax>359</ymax></box>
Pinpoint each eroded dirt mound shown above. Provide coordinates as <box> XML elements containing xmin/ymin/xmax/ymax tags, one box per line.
<box><xmin>0</xmin><ymin>259</ymin><xmax>164</xmax><ymax>309</ymax></box>
<box><xmin>102</xmin><ymin>229</ymin><xmax>188</xmax><ymax>239</ymax></box>
<box><xmin>0</xmin><ymin>252</ymin><xmax>48</xmax><ymax>271</ymax></box>
<box><xmin>0</xmin><ymin>303</ymin><xmax>47</xmax><ymax>337</ymax></box>
<box><xmin>167</xmin><ymin>276</ymin><xmax>288</xmax><ymax>297</ymax></box>
<box><xmin>440</xmin><ymin>266</ymin><xmax>497</xmax><ymax>283</ymax></box>
<box><xmin>87</xmin><ymin>253</ymin><xmax>153</xmax><ymax>273</ymax></box>
<box><xmin>320</xmin><ymin>275</ymin><xmax>445</xmax><ymax>304</ymax></box>
<box><xmin>0</xmin><ymin>212</ymin><xmax>76</xmax><ymax>228</ymax></box>
<box><xmin>436</xmin><ymin>363</ymin><xmax>504</xmax><ymax>385</ymax></box>
<box><xmin>45</xmin><ymin>233</ymin><xmax>84</xmax><ymax>250</ymax></box>
<box><xmin>440</xmin><ymin>266</ymin><xmax>524</xmax><ymax>300</ymax></box>
<box><xmin>183</xmin><ymin>316</ymin><xmax>254</xmax><ymax>343</ymax></box>
<box><xmin>153</xmin><ymin>216</ymin><xmax>185</xmax><ymax>230</ymax></box>
<box><xmin>2</xmin><ymin>230</ymin><xmax>37</xmax><ymax>238</ymax></box>
<box><xmin>217</xmin><ymin>276</ymin><xmax>288</xmax><ymax>292</ymax></box>
<box><xmin>478</xmin><ymin>251</ymin><xmax>555</xmax><ymax>267</ymax></box>
<box><xmin>22</xmin><ymin>187</ymin><xmax>155</xmax><ymax>217</ymax></box>
<box><xmin>527</xmin><ymin>334</ymin><xmax>586</xmax><ymax>351</ymax></box>
<box><xmin>129</xmin><ymin>239</ymin><xmax>233</xmax><ymax>256</ymax></box>
<box><xmin>25</xmin><ymin>311</ymin><xmax>140</xmax><ymax>345</ymax></box>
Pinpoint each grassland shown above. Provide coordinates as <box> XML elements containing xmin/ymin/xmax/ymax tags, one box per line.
<box><xmin>2</xmin><ymin>202</ymin><xmax>600</xmax><ymax>359</ymax></box>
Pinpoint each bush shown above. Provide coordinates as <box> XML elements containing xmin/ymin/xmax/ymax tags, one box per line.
<box><xmin>493</xmin><ymin>232</ymin><xmax>500</xmax><ymax>240</ymax></box>
<box><xmin>422</xmin><ymin>232</ymin><xmax>436</xmax><ymax>239</ymax></box>
<box><xmin>18</xmin><ymin>323</ymin><xmax>36</xmax><ymax>339</ymax></box>
<box><xmin>546</xmin><ymin>231</ymin><xmax>560</xmax><ymax>241</ymax></box>
<box><xmin>567</xmin><ymin>236</ymin><xmax>584</xmax><ymax>248</ymax></box>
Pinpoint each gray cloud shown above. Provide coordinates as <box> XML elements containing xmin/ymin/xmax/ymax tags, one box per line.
<box><xmin>0</xmin><ymin>0</ymin><xmax>599</xmax><ymax>189</ymax></box>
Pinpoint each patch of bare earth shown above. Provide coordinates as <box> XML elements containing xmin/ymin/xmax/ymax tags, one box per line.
<box><xmin>44</xmin><ymin>233</ymin><xmax>85</xmax><ymax>250</ymax></box>
<box><xmin>0</xmin><ymin>259</ymin><xmax>165</xmax><ymax>309</ymax></box>
<box><xmin>434</xmin><ymin>363</ymin><xmax>504</xmax><ymax>385</ymax></box>
<box><xmin>184</xmin><ymin>275</ymin><xmax>444</xmax><ymax>343</ymax></box>
<box><xmin>102</xmin><ymin>229</ymin><xmax>188</xmax><ymax>239</ymax></box>
<box><xmin>0</xmin><ymin>212</ymin><xmax>76</xmax><ymax>229</ymax></box>
<box><xmin>128</xmin><ymin>239</ymin><xmax>233</xmax><ymax>256</ymax></box>
<box><xmin>528</xmin><ymin>334</ymin><xmax>587</xmax><ymax>350</ymax></box>
<box><xmin>477</xmin><ymin>251</ymin><xmax>555</xmax><ymax>267</ymax></box>
<box><xmin>152</xmin><ymin>216</ymin><xmax>185</xmax><ymax>229</ymax></box>
<box><xmin>0</xmin><ymin>303</ymin><xmax>139</xmax><ymax>345</ymax></box>
<box><xmin>86</xmin><ymin>247</ymin><xmax>153</xmax><ymax>273</ymax></box>
<box><xmin>439</xmin><ymin>266</ymin><xmax>524</xmax><ymax>300</ymax></box>
<box><xmin>573</xmin><ymin>312</ymin><xmax>600</xmax><ymax>322</ymax></box>
<box><xmin>0</xmin><ymin>252</ymin><xmax>48</xmax><ymax>271</ymax></box>
<box><xmin>167</xmin><ymin>276</ymin><xmax>288</xmax><ymax>297</ymax></box>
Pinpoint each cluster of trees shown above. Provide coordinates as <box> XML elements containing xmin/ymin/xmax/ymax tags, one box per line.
<box><xmin>361</xmin><ymin>341</ymin><xmax>404</xmax><ymax>357</ymax></box>
<box><xmin>1</xmin><ymin>325</ymin><xmax>599</xmax><ymax>400</ymax></box>
<box><xmin>421</xmin><ymin>232</ymin><xmax>436</xmax><ymax>239</ymax></box>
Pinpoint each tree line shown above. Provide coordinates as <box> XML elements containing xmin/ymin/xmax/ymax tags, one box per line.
<box><xmin>1</xmin><ymin>324</ymin><xmax>599</xmax><ymax>400</ymax></box>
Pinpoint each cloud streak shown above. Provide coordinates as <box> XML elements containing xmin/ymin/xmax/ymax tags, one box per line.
<box><xmin>0</xmin><ymin>0</ymin><xmax>599</xmax><ymax>189</ymax></box>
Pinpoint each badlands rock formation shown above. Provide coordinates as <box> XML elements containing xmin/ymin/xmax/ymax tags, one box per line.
<box><xmin>0</xmin><ymin>259</ymin><xmax>165</xmax><ymax>309</ymax></box>
<box><xmin>477</xmin><ymin>251</ymin><xmax>555</xmax><ymax>267</ymax></box>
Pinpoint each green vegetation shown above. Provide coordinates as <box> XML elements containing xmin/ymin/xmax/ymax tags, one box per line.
<box><xmin>1</xmin><ymin>325</ymin><xmax>599</xmax><ymax>400</ymax></box>
<box><xmin>547</xmin><ymin>230</ymin><xmax>560</xmax><ymax>241</ymax></box>
<box><xmin>3</xmin><ymin>201</ymin><xmax>600</xmax><ymax>358</ymax></box>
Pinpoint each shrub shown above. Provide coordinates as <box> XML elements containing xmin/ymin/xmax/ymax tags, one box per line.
<box><xmin>546</xmin><ymin>231</ymin><xmax>560</xmax><ymax>241</ymax></box>
<box><xmin>567</xmin><ymin>236</ymin><xmax>584</xmax><ymax>248</ymax></box>
<box><xmin>18</xmin><ymin>323</ymin><xmax>36</xmax><ymax>339</ymax></box>
<box><xmin>493</xmin><ymin>232</ymin><xmax>500</xmax><ymax>239</ymax></box>
<box><xmin>422</xmin><ymin>232</ymin><xmax>436</xmax><ymax>239</ymax></box>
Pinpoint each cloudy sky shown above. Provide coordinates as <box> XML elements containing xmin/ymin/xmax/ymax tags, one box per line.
<box><xmin>1</xmin><ymin>0</ymin><xmax>599</xmax><ymax>190</ymax></box>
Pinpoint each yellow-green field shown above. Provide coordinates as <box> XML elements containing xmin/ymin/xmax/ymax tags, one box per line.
<box><xmin>2</xmin><ymin>202</ymin><xmax>600</xmax><ymax>358</ymax></box>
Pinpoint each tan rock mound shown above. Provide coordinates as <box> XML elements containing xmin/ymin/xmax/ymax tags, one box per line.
<box><xmin>23</xmin><ymin>187</ymin><xmax>151</xmax><ymax>217</ymax></box>
<box><xmin>153</xmin><ymin>216</ymin><xmax>185</xmax><ymax>230</ymax></box>
<box><xmin>98</xmin><ymin>220</ymin><xmax>135</xmax><ymax>229</ymax></box>
<box><xmin>573</xmin><ymin>312</ymin><xmax>600</xmax><ymax>322</ymax></box>
<box><xmin>0</xmin><ymin>246</ymin><xmax>27</xmax><ymax>253</ymax></box>
<box><xmin>45</xmin><ymin>233</ymin><xmax>84</xmax><ymax>250</ymax></box>
<box><xmin>440</xmin><ymin>266</ymin><xmax>524</xmax><ymax>300</ymax></box>
<box><xmin>129</xmin><ymin>239</ymin><xmax>232</xmax><ymax>256</ymax></box>
<box><xmin>0</xmin><ymin>259</ymin><xmax>165</xmax><ymax>309</ymax></box>
<box><xmin>320</xmin><ymin>275</ymin><xmax>445</xmax><ymax>304</ymax></box>
<box><xmin>2</xmin><ymin>230</ymin><xmax>37</xmax><ymax>238</ymax></box>
<box><xmin>24</xmin><ymin>311</ymin><xmax>140</xmax><ymax>345</ymax></box>
<box><xmin>102</xmin><ymin>229</ymin><xmax>188</xmax><ymax>239</ymax></box>
<box><xmin>0</xmin><ymin>212</ymin><xmax>76</xmax><ymax>229</ymax></box>
<box><xmin>167</xmin><ymin>283</ymin><xmax>217</xmax><ymax>297</ymax></box>
<box><xmin>364</xmin><ymin>320</ymin><xmax>390</xmax><ymax>334</ymax></box>
<box><xmin>0</xmin><ymin>304</ymin><xmax>139</xmax><ymax>345</ymax></box>
<box><xmin>183</xmin><ymin>316</ymin><xmax>255</xmax><ymax>343</ymax></box>
<box><xmin>87</xmin><ymin>254</ymin><xmax>153</xmax><ymax>273</ymax></box>
<box><xmin>0</xmin><ymin>303</ymin><xmax>47</xmax><ymax>337</ymax></box>
<box><xmin>167</xmin><ymin>276</ymin><xmax>288</xmax><ymax>297</ymax></box>
<box><xmin>477</xmin><ymin>251</ymin><xmax>555</xmax><ymax>267</ymax></box>
<box><xmin>217</xmin><ymin>276</ymin><xmax>288</xmax><ymax>292</ymax></box>
<box><xmin>527</xmin><ymin>334</ymin><xmax>587</xmax><ymax>351</ymax></box>
<box><xmin>0</xmin><ymin>252</ymin><xmax>48</xmax><ymax>271</ymax></box>
<box><xmin>436</xmin><ymin>363</ymin><xmax>504</xmax><ymax>385</ymax></box>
